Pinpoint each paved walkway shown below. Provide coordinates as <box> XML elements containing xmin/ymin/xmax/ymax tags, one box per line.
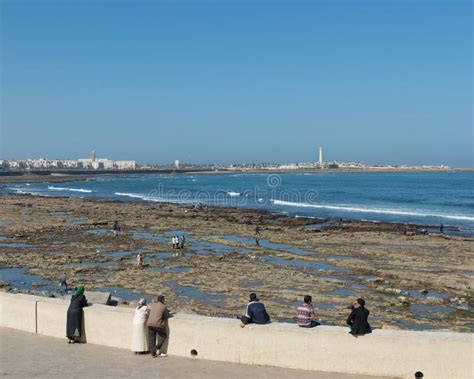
<box><xmin>0</xmin><ymin>327</ymin><xmax>379</xmax><ymax>378</ymax></box>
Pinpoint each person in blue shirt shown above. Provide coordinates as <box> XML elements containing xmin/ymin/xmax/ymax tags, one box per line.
<box><xmin>240</xmin><ymin>293</ymin><xmax>270</xmax><ymax>328</ymax></box>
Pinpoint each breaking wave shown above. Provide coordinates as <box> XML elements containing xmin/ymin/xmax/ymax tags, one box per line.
<box><xmin>270</xmin><ymin>200</ymin><xmax>474</xmax><ymax>222</ymax></box>
<box><xmin>227</xmin><ymin>191</ymin><xmax>241</xmax><ymax>197</ymax></box>
<box><xmin>48</xmin><ymin>186</ymin><xmax>93</xmax><ymax>193</ymax></box>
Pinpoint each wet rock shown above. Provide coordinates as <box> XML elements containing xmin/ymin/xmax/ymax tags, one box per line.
<box><xmin>420</xmin><ymin>289</ymin><xmax>429</xmax><ymax>295</ymax></box>
<box><xmin>366</xmin><ymin>277</ymin><xmax>384</xmax><ymax>284</ymax></box>
<box><xmin>397</xmin><ymin>296</ymin><xmax>410</xmax><ymax>305</ymax></box>
<box><xmin>84</xmin><ymin>291</ymin><xmax>111</xmax><ymax>305</ymax></box>
<box><xmin>0</xmin><ymin>280</ymin><xmax>10</xmax><ymax>288</ymax></box>
<box><xmin>426</xmin><ymin>296</ymin><xmax>444</xmax><ymax>304</ymax></box>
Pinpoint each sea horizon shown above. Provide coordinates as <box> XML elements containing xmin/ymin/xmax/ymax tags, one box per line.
<box><xmin>3</xmin><ymin>171</ymin><xmax>473</xmax><ymax>235</ymax></box>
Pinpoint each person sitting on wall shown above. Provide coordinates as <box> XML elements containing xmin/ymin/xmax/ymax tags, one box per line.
<box><xmin>240</xmin><ymin>293</ymin><xmax>270</xmax><ymax>328</ymax></box>
<box><xmin>296</xmin><ymin>295</ymin><xmax>318</xmax><ymax>328</ymax></box>
<box><xmin>346</xmin><ymin>298</ymin><xmax>372</xmax><ymax>336</ymax></box>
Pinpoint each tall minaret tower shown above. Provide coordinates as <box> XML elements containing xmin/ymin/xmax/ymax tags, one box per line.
<box><xmin>319</xmin><ymin>146</ymin><xmax>323</xmax><ymax>164</ymax></box>
<box><xmin>92</xmin><ymin>149</ymin><xmax>96</xmax><ymax>162</ymax></box>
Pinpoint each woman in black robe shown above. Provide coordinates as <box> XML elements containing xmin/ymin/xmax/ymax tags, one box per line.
<box><xmin>66</xmin><ymin>285</ymin><xmax>88</xmax><ymax>343</ymax></box>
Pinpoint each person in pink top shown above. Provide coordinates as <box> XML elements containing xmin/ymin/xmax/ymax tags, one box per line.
<box><xmin>296</xmin><ymin>295</ymin><xmax>318</xmax><ymax>328</ymax></box>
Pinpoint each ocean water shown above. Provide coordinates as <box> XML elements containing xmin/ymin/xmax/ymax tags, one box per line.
<box><xmin>4</xmin><ymin>171</ymin><xmax>474</xmax><ymax>234</ymax></box>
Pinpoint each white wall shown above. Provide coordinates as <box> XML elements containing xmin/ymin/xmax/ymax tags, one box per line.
<box><xmin>0</xmin><ymin>292</ymin><xmax>472</xmax><ymax>378</ymax></box>
<box><xmin>0</xmin><ymin>292</ymin><xmax>40</xmax><ymax>333</ymax></box>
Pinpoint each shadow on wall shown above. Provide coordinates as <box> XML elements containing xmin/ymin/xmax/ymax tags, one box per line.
<box><xmin>161</xmin><ymin>324</ymin><xmax>170</xmax><ymax>354</ymax></box>
<box><xmin>80</xmin><ymin>310</ymin><xmax>87</xmax><ymax>344</ymax></box>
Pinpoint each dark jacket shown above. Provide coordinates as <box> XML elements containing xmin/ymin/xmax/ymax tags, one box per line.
<box><xmin>347</xmin><ymin>307</ymin><xmax>371</xmax><ymax>335</ymax></box>
<box><xmin>245</xmin><ymin>301</ymin><xmax>270</xmax><ymax>324</ymax></box>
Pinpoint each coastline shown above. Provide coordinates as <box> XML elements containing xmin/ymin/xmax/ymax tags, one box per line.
<box><xmin>0</xmin><ymin>194</ymin><xmax>472</xmax><ymax>332</ymax></box>
<box><xmin>1</xmin><ymin>167</ymin><xmax>473</xmax><ymax>184</ymax></box>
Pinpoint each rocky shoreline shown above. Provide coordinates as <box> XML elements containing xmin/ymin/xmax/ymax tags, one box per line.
<box><xmin>0</xmin><ymin>194</ymin><xmax>472</xmax><ymax>332</ymax></box>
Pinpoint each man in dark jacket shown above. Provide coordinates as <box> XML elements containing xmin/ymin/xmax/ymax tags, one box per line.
<box><xmin>240</xmin><ymin>293</ymin><xmax>270</xmax><ymax>328</ymax></box>
<box><xmin>347</xmin><ymin>298</ymin><xmax>371</xmax><ymax>336</ymax></box>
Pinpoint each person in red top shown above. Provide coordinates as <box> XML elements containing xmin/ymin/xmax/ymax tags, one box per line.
<box><xmin>296</xmin><ymin>295</ymin><xmax>318</xmax><ymax>328</ymax></box>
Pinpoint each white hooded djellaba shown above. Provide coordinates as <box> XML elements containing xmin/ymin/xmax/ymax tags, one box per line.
<box><xmin>131</xmin><ymin>299</ymin><xmax>149</xmax><ymax>353</ymax></box>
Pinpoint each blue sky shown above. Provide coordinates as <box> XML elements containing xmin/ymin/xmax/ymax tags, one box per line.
<box><xmin>1</xmin><ymin>0</ymin><xmax>472</xmax><ymax>166</ymax></box>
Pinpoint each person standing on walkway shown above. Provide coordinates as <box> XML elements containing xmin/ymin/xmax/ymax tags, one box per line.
<box><xmin>132</xmin><ymin>299</ymin><xmax>149</xmax><ymax>354</ymax></box>
<box><xmin>66</xmin><ymin>285</ymin><xmax>88</xmax><ymax>344</ymax></box>
<box><xmin>147</xmin><ymin>295</ymin><xmax>169</xmax><ymax>357</ymax></box>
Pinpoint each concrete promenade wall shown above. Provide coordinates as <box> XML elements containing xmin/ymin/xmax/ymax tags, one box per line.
<box><xmin>0</xmin><ymin>292</ymin><xmax>472</xmax><ymax>378</ymax></box>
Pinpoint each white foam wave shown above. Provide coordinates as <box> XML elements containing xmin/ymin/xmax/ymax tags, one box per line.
<box><xmin>48</xmin><ymin>186</ymin><xmax>92</xmax><ymax>193</ymax></box>
<box><xmin>114</xmin><ymin>192</ymin><xmax>193</xmax><ymax>205</ymax></box>
<box><xmin>227</xmin><ymin>191</ymin><xmax>241</xmax><ymax>197</ymax></box>
<box><xmin>13</xmin><ymin>188</ymin><xmax>49</xmax><ymax>197</ymax></box>
<box><xmin>270</xmin><ymin>200</ymin><xmax>474</xmax><ymax>222</ymax></box>
<box><xmin>114</xmin><ymin>192</ymin><xmax>175</xmax><ymax>203</ymax></box>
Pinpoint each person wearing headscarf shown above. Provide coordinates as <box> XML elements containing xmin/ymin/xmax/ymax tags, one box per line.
<box><xmin>66</xmin><ymin>286</ymin><xmax>88</xmax><ymax>343</ymax></box>
<box><xmin>131</xmin><ymin>298</ymin><xmax>149</xmax><ymax>354</ymax></box>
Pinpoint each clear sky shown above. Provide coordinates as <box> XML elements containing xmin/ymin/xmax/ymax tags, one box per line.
<box><xmin>1</xmin><ymin>0</ymin><xmax>472</xmax><ymax>167</ymax></box>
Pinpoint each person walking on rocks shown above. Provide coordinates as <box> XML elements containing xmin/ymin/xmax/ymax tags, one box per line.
<box><xmin>179</xmin><ymin>235</ymin><xmax>185</xmax><ymax>249</ymax></box>
<box><xmin>147</xmin><ymin>295</ymin><xmax>169</xmax><ymax>357</ymax></box>
<box><xmin>132</xmin><ymin>299</ymin><xmax>149</xmax><ymax>354</ymax></box>
<box><xmin>112</xmin><ymin>221</ymin><xmax>121</xmax><ymax>237</ymax></box>
<box><xmin>136</xmin><ymin>253</ymin><xmax>142</xmax><ymax>268</ymax></box>
<box><xmin>346</xmin><ymin>298</ymin><xmax>371</xmax><ymax>336</ymax></box>
<box><xmin>59</xmin><ymin>273</ymin><xmax>68</xmax><ymax>294</ymax></box>
<box><xmin>66</xmin><ymin>285</ymin><xmax>88</xmax><ymax>344</ymax></box>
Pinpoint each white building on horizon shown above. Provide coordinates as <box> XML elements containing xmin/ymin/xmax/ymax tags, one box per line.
<box><xmin>319</xmin><ymin>146</ymin><xmax>324</xmax><ymax>164</ymax></box>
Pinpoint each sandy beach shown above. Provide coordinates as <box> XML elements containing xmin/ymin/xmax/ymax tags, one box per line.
<box><xmin>0</xmin><ymin>194</ymin><xmax>472</xmax><ymax>332</ymax></box>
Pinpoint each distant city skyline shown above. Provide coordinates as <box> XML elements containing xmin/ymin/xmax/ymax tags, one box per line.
<box><xmin>1</xmin><ymin>1</ymin><xmax>472</xmax><ymax>167</ymax></box>
<box><xmin>0</xmin><ymin>147</ymin><xmax>455</xmax><ymax>169</ymax></box>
